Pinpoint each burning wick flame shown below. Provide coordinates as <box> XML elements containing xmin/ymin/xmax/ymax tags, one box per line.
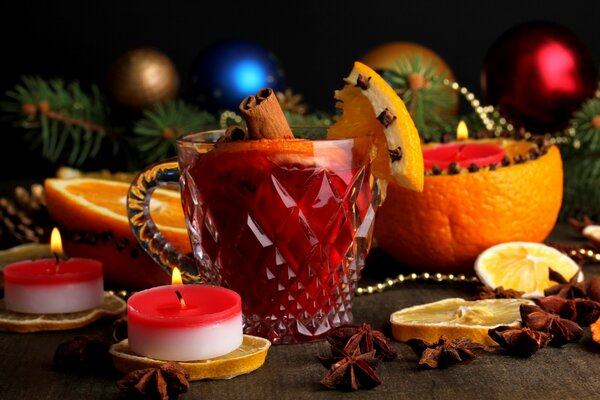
<box><xmin>50</xmin><ymin>227</ymin><xmax>64</xmax><ymax>268</ymax></box>
<box><xmin>456</xmin><ymin>120</ymin><xmax>469</xmax><ymax>141</ymax></box>
<box><xmin>172</xmin><ymin>267</ymin><xmax>186</xmax><ymax>309</ymax></box>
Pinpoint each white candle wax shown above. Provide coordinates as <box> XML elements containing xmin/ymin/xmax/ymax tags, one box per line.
<box><xmin>3</xmin><ymin>259</ymin><xmax>104</xmax><ymax>314</ymax></box>
<box><xmin>127</xmin><ymin>285</ymin><xmax>243</xmax><ymax>361</ymax></box>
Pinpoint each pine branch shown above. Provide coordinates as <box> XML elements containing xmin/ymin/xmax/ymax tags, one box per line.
<box><xmin>131</xmin><ymin>100</ymin><xmax>218</xmax><ymax>164</ymax></box>
<box><xmin>383</xmin><ymin>55</ymin><xmax>455</xmax><ymax>140</ymax></box>
<box><xmin>2</xmin><ymin>77</ymin><xmax>117</xmax><ymax>165</ymax></box>
<box><xmin>559</xmin><ymin>96</ymin><xmax>600</xmax><ymax>219</ymax></box>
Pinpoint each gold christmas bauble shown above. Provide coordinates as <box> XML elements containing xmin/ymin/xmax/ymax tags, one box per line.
<box><xmin>361</xmin><ymin>42</ymin><xmax>459</xmax><ymax>117</ymax></box>
<box><xmin>107</xmin><ymin>47</ymin><xmax>179</xmax><ymax>111</ymax></box>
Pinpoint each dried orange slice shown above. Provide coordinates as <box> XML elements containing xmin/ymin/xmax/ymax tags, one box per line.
<box><xmin>110</xmin><ymin>335</ymin><xmax>271</xmax><ymax>381</ymax></box>
<box><xmin>0</xmin><ymin>292</ymin><xmax>125</xmax><ymax>333</ymax></box>
<box><xmin>327</xmin><ymin>61</ymin><xmax>424</xmax><ymax>191</ymax></box>
<box><xmin>583</xmin><ymin>225</ymin><xmax>600</xmax><ymax>248</ymax></box>
<box><xmin>44</xmin><ymin>178</ymin><xmax>190</xmax><ymax>289</ymax></box>
<box><xmin>390</xmin><ymin>298</ymin><xmax>533</xmax><ymax>346</ymax></box>
<box><xmin>475</xmin><ymin>242</ymin><xmax>582</xmax><ymax>298</ymax></box>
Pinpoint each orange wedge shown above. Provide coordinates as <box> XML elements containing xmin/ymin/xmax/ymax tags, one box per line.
<box><xmin>110</xmin><ymin>335</ymin><xmax>271</xmax><ymax>381</ymax></box>
<box><xmin>328</xmin><ymin>61</ymin><xmax>424</xmax><ymax>191</ymax></box>
<box><xmin>44</xmin><ymin>178</ymin><xmax>190</xmax><ymax>289</ymax></box>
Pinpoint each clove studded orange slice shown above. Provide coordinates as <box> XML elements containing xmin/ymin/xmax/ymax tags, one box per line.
<box><xmin>0</xmin><ymin>293</ymin><xmax>126</xmax><ymax>333</ymax></box>
<box><xmin>110</xmin><ymin>335</ymin><xmax>271</xmax><ymax>381</ymax></box>
<box><xmin>44</xmin><ymin>178</ymin><xmax>191</xmax><ymax>289</ymax></box>
<box><xmin>390</xmin><ymin>298</ymin><xmax>533</xmax><ymax>346</ymax></box>
<box><xmin>475</xmin><ymin>242</ymin><xmax>582</xmax><ymax>298</ymax></box>
<box><xmin>327</xmin><ymin>61</ymin><xmax>424</xmax><ymax>191</ymax></box>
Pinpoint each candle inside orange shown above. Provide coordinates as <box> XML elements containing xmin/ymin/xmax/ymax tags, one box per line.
<box><xmin>422</xmin><ymin>121</ymin><xmax>505</xmax><ymax>170</ymax></box>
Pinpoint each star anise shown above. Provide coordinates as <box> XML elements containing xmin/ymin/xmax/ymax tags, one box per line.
<box><xmin>573</xmin><ymin>298</ymin><xmax>600</xmax><ymax>326</ymax></box>
<box><xmin>325</xmin><ymin>323</ymin><xmax>397</xmax><ymax>361</ymax></box>
<box><xmin>117</xmin><ymin>361</ymin><xmax>190</xmax><ymax>400</ymax></box>
<box><xmin>537</xmin><ymin>295</ymin><xmax>578</xmax><ymax>320</ymax></box>
<box><xmin>568</xmin><ymin>216</ymin><xmax>596</xmax><ymax>234</ymax></box>
<box><xmin>53</xmin><ymin>336</ymin><xmax>113</xmax><ymax>374</ymax></box>
<box><xmin>520</xmin><ymin>304</ymin><xmax>583</xmax><ymax>347</ymax></box>
<box><xmin>587</xmin><ymin>276</ymin><xmax>600</xmax><ymax>303</ymax></box>
<box><xmin>488</xmin><ymin>326</ymin><xmax>551</xmax><ymax>357</ymax></box>
<box><xmin>536</xmin><ymin>295</ymin><xmax>600</xmax><ymax>327</ymax></box>
<box><xmin>405</xmin><ymin>336</ymin><xmax>492</xmax><ymax>369</ymax></box>
<box><xmin>474</xmin><ymin>286</ymin><xmax>524</xmax><ymax>300</ymax></box>
<box><xmin>320</xmin><ymin>348</ymin><xmax>382</xmax><ymax>391</ymax></box>
<box><xmin>544</xmin><ymin>269</ymin><xmax>586</xmax><ymax>299</ymax></box>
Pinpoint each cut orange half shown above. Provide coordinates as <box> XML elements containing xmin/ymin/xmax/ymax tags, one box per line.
<box><xmin>327</xmin><ymin>61</ymin><xmax>424</xmax><ymax>191</ymax></box>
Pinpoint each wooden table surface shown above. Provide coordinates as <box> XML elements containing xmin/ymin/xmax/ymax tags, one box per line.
<box><xmin>1</xmin><ymin>224</ymin><xmax>599</xmax><ymax>400</ymax></box>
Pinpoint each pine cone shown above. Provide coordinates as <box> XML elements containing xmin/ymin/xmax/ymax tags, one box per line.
<box><xmin>0</xmin><ymin>184</ymin><xmax>53</xmax><ymax>244</ymax></box>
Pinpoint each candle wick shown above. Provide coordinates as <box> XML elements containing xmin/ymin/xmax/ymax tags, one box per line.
<box><xmin>53</xmin><ymin>252</ymin><xmax>60</xmax><ymax>272</ymax></box>
<box><xmin>175</xmin><ymin>290</ymin><xmax>187</xmax><ymax>309</ymax></box>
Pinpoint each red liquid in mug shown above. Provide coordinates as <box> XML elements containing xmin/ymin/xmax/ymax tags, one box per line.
<box><xmin>180</xmin><ymin>139</ymin><xmax>379</xmax><ymax>343</ymax></box>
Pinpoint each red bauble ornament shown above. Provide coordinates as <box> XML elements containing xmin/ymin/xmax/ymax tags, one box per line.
<box><xmin>481</xmin><ymin>22</ymin><xmax>597</xmax><ymax>133</ymax></box>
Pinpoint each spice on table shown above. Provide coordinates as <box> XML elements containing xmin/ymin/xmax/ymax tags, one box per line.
<box><xmin>325</xmin><ymin>323</ymin><xmax>397</xmax><ymax>361</ymax></box>
<box><xmin>117</xmin><ymin>361</ymin><xmax>190</xmax><ymax>400</ymax></box>
<box><xmin>53</xmin><ymin>335</ymin><xmax>113</xmax><ymax>374</ymax></box>
<box><xmin>587</xmin><ymin>276</ymin><xmax>600</xmax><ymax>303</ymax></box>
<box><xmin>520</xmin><ymin>304</ymin><xmax>583</xmax><ymax>347</ymax></box>
<box><xmin>544</xmin><ymin>270</ymin><xmax>586</xmax><ymax>299</ymax></box>
<box><xmin>567</xmin><ymin>216</ymin><xmax>596</xmax><ymax>234</ymax></box>
<box><xmin>320</xmin><ymin>348</ymin><xmax>382</xmax><ymax>391</ymax></box>
<box><xmin>573</xmin><ymin>299</ymin><xmax>600</xmax><ymax>326</ymax></box>
<box><xmin>475</xmin><ymin>286</ymin><xmax>524</xmax><ymax>300</ymax></box>
<box><xmin>536</xmin><ymin>295</ymin><xmax>600</xmax><ymax>327</ymax></box>
<box><xmin>405</xmin><ymin>335</ymin><xmax>492</xmax><ymax>369</ymax></box>
<box><xmin>536</xmin><ymin>296</ymin><xmax>577</xmax><ymax>320</ymax></box>
<box><xmin>488</xmin><ymin>326</ymin><xmax>551</xmax><ymax>357</ymax></box>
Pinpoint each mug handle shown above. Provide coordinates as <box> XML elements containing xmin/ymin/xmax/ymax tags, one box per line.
<box><xmin>127</xmin><ymin>158</ymin><xmax>208</xmax><ymax>284</ymax></box>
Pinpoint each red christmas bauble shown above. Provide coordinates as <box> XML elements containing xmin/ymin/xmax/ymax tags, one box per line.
<box><xmin>481</xmin><ymin>22</ymin><xmax>597</xmax><ymax>133</ymax></box>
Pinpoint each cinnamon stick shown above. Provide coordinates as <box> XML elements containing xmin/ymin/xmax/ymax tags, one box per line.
<box><xmin>239</xmin><ymin>88</ymin><xmax>294</xmax><ymax>140</ymax></box>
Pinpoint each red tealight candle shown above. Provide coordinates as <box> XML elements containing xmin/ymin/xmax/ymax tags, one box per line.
<box><xmin>3</xmin><ymin>228</ymin><xmax>104</xmax><ymax>314</ymax></box>
<box><xmin>422</xmin><ymin>121</ymin><xmax>505</xmax><ymax>170</ymax></box>
<box><xmin>127</xmin><ymin>267</ymin><xmax>243</xmax><ymax>361</ymax></box>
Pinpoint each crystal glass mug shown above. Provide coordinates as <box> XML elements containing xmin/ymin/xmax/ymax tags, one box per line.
<box><xmin>127</xmin><ymin>129</ymin><xmax>384</xmax><ymax>344</ymax></box>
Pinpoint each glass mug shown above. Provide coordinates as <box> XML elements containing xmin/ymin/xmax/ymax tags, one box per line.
<box><xmin>127</xmin><ymin>129</ymin><xmax>384</xmax><ymax>344</ymax></box>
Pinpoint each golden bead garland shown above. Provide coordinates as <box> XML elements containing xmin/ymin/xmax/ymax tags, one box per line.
<box><xmin>442</xmin><ymin>79</ymin><xmax>576</xmax><ymax>145</ymax></box>
<box><xmin>355</xmin><ymin>272</ymin><xmax>479</xmax><ymax>296</ymax></box>
<box><xmin>564</xmin><ymin>247</ymin><xmax>600</xmax><ymax>263</ymax></box>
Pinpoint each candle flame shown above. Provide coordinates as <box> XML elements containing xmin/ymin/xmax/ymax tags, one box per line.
<box><xmin>457</xmin><ymin>120</ymin><xmax>469</xmax><ymax>141</ymax></box>
<box><xmin>172</xmin><ymin>267</ymin><xmax>183</xmax><ymax>285</ymax></box>
<box><xmin>50</xmin><ymin>227</ymin><xmax>64</xmax><ymax>257</ymax></box>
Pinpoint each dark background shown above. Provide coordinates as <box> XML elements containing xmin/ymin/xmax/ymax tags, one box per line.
<box><xmin>0</xmin><ymin>0</ymin><xmax>599</xmax><ymax>178</ymax></box>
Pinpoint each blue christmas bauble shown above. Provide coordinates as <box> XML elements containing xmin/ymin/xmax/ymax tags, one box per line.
<box><xmin>190</xmin><ymin>40</ymin><xmax>286</xmax><ymax>111</ymax></box>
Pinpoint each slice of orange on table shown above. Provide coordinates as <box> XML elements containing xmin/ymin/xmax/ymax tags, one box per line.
<box><xmin>475</xmin><ymin>242</ymin><xmax>582</xmax><ymax>298</ymax></box>
<box><xmin>110</xmin><ymin>335</ymin><xmax>271</xmax><ymax>381</ymax></box>
<box><xmin>327</xmin><ymin>61</ymin><xmax>424</xmax><ymax>192</ymax></box>
<box><xmin>0</xmin><ymin>293</ymin><xmax>125</xmax><ymax>333</ymax></box>
<box><xmin>44</xmin><ymin>178</ymin><xmax>191</xmax><ymax>289</ymax></box>
<box><xmin>390</xmin><ymin>298</ymin><xmax>533</xmax><ymax>346</ymax></box>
